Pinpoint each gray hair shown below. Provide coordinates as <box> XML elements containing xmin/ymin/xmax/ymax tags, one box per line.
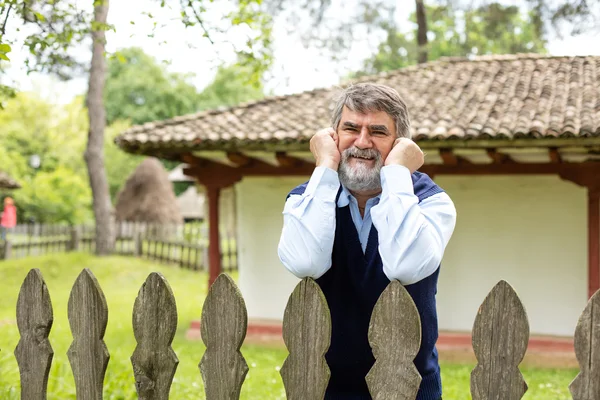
<box><xmin>331</xmin><ymin>82</ymin><xmax>411</xmax><ymax>138</ymax></box>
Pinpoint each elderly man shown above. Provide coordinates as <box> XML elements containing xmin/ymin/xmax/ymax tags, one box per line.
<box><xmin>277</xmin><ymin>83</ymin><xmax>456</xmax><ymax>400</ymax></box>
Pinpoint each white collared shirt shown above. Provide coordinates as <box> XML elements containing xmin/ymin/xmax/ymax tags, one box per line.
<box><xmin>277</xmin><ymin>165</ymin><xmax>457</xmax><ymax>285</ymax></box>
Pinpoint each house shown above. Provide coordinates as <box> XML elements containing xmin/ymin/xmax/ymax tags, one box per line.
<box><xmin>168</xmin><ymin>163</ymin><xmax>237</xmax><ymax>232</ymax></box>
<box><xmin>116</xmin><ymin>54</ymin><xmax>600</xmax><ymax>339</ymax></box>
<box><xmin>175</xmin><ymin>185</ymin><xmax>205</xmax><ymax>222</ymax></box>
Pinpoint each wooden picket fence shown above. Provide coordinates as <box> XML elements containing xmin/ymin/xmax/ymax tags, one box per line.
<box><xmin>0</xmin><ymin>221</ymin><xmax>237</xmax><ymax>271</ymax></box>
<box><xmin>7</xmin><ymin>267</ymin><xmax>600</xmax><ymax>399</ymax></box>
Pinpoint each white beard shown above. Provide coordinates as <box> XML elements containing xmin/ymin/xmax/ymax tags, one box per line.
<box><xmin>338</xmin><ymin>147</ymin><xmax>383</xmax><ymax>192</ymax></box>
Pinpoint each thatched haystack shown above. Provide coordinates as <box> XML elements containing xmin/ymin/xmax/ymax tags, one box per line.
<box><xmin>115</xmin><ymin>158</ymin><xmax>183</xmax><ymax>225</ymax></box>
<box><xmin>0</xmin><ymin>171</ymin><xmax>21</xmax><ymax>189</ymax></box>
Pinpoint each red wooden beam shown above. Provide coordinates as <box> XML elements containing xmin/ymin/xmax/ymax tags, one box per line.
<box><xmin>227</xmin><ymin>152</ymin><xmax>253</xmax><ymax>167</ymax></box>
<box><xmin>486</xmin><ymin>149</ymin><xmax>513</xmax><ymax>164</ymax></box>
<box><xmin>439</xmin><ymin>148</ymin><xmax>459</xmax><ymax>166</ymax></box>
<box><xmin>207</xmin><ymin>186</ymin><xmax>222</xmax><ymax>287</ymax></box>
<box><xmin>549</xmin><ymin>148</ymin><xmax>562</xmax><ymax>163</ymax></box>
<box><xmin>275</xmin><ymin>152</ymin><xmax>304</xmax><ymax>168</ymax></box>
<box><xmin>589</xmin><ymin>189</ymin><xmax>600</xmax><ymax>298</ymax></box>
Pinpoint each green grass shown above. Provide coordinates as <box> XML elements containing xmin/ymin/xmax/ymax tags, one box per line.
<box><xmin>0</xmin><ymin>253</ymin><xmax>578</xmax><ymax>399</ymax></box>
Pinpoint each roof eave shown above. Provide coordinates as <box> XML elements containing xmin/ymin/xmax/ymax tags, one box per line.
<box><xmin>117</xmin><ymin>136</ymin><xmax>600</xmax><ymax>157</ymax></box>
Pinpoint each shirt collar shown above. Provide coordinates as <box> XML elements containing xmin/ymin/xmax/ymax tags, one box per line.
<box><xmin>337</xmin><ymin>185</ymin><xmax>381</xmax><ymax>208</ymax></box>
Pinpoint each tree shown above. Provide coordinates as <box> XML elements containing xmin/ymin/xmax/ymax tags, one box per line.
<box><xmin>1</xmin><ymin>0</ymin><xmax>273</xmax><ymax>255</ymax></box>
<box><xmin>356</xmin><ymin>3</ymin><xmax>547</xmax><ymax>76</ymax></box>
<box><xmin>103</xmin><ymin>47</ymin><xmax>265</xmax><ymax>199</ymax></box>
<box><xmin>263</xmin><ymin>0</ymin><xmax>598</xmax><ymax>72</ymax></box>
<box><xmin>196</xmin><ymin>63</ymin><xmax>265</xmax><ymax>111</ymax></box>
<box><xmin>84</xmin><ymin>0</ymin><xmax>113</xmax><ymax>254</ymax></box>
<box><xmin>105</xmin><ymin>47</ymin><xmax>203</xmax><ymax>126</ymax></box>
<box><xmin>415</xmin><ymin>0</ymin><xmax>428</xmax><ymax>64</ymax></box>
<box><xmin>0</xmin><ymin>92</ymin><xmax>93</xmax><ymax>224</ymax></box>
<box><xmin>105</xmin><ymin>47</ymin><xmax>267</xmax><ymax>126</ymax></box>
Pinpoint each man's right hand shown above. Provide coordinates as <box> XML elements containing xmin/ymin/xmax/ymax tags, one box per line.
<box><xmin>310</xmin><ymin>127</ymin><xmax>341</xmax><ymax>171</ymax></box>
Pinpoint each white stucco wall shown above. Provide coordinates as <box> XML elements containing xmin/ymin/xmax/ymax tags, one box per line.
<box><xmin>435</xmin><ymin>175</ymin><xmax>587</xmax><ymax>337</ymax></box>
<box><xmin>236</xmin><ymin>177</ymin><xmax>308</xmax><ymax>321</ymax></box>
<box><xmin>236</xmin><ymin>174</ymin><xmax>588</xmax><ymax>336</ymax></box>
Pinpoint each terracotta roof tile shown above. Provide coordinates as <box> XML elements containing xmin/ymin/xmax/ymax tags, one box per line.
<box><xmin>116</xmin><ymin>54</ymin><xmax>600</xmax><ymax>155</ymax></box>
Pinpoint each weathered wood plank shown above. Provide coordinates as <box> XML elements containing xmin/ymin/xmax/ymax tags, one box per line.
<box><xmin>570</xmin><ymin>289</ymin><xmax>600</xmax><ymax>399</ymax></box>
<box><xmin>3</xmin><ymin>240</ymin><xmax>12</xmax><ymax>259</ymax></box>
<box><xmin>14</xmin><ymin>268</ymin><xmax>54</xmax><ymax>399</ymax></box>
<box><xmin>199</xmin><ymin>274</ymin><xmax>248</xmax><ymax>400</ymax></box>
<box><xmin>131</xmin><ymin>272</ymin><xmax>179</xmax><ymax>399</ymax></box>
<box><xmin>67</xmin><ymin>268</ymin><xmax>110</xmax><ymax>400</ymax></box>
<box><xmin>471</xmin><ymin>280</ymin><xmax>529</xmax><ymax>400</ymax></box>
<box><xmin>366</xmin><ymin>280</ymin><xmax>421</xmax><ymax>400</ymax></box>
<box><xmin>280</xmin><ymin>278</ymin><xmax>331</xmax><ymax>400</ymax></box>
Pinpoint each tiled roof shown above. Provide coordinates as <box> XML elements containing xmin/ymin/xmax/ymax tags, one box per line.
<box><xmin>0</xmin><ymin>171</ymin><xmax>20</xmax><ymax>189</ymax></box>
<box><xmin>116</xmin><ymin>54</ymin><xmax>600</xmax><ymax>156</ymax></box>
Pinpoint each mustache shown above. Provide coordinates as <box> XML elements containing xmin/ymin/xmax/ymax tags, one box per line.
<box><xmin>342</xmin><ymin>147</ymin><xmax>381</xmax><ymax>160</ymax></box>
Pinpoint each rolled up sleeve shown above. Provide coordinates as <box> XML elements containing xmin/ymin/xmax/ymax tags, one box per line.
<box><xmin>277</xmin><ymin>167</ymin><xmax>340</xmax><ymax>279</ymax></box>
<box><xmin>371</xmin><ymin>165</ymin><xmax>457</xmax><ymax>285</ymax></box>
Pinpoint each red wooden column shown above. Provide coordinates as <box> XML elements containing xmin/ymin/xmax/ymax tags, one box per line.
<box><xmin>558</xmin><ymin>164</ymin><xmax>600</xmax><ymax>299</ymax></box>
<box><xmin>207</xmin><ymin>185</ymin><xmax>222</xmax><ymax>287</ymax></box>
<box><xmin>589</xmin><ymin>189</ymin><xmax>600</xmax><ymax>298</ymax></box>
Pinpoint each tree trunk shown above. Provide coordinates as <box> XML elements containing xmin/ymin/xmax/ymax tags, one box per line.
<box><xmin>415</xmin><ymin>0</ymin><xmax>428</xmax><ymax>64</ymax></box>
<box><xmin>84</xmin><ymin>0</ymin><xmax>114</xmax><ymax>255</ymax></box>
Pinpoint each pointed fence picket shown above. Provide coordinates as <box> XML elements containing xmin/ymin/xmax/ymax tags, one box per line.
<box><xmin>14</xmin><ymin>269</ymin><xmax>54</xmax><ymax>399</ymax></box>
<box><xmin>570</xmin><ymin>289</ymin><xmax>600</xmax><ymax>400</ymax></box>
<box><xmin>5</xmin><ymin>267</ymin><xmax>600</xmax><ymax>399</ymax></box>
<box><xmin>280</xmin><ymin>278</ymin><xmax>331</xmax><ymax>400</ymax></box>
<box><xmin>67</xmin><ymin>269</ymin><xmax>110</xmax><ymax>399</ymax></box>
<box><xmin>366</xmin><ymin>280</ymin><xmax>422</xmax><ymax>399</ymax></box>
<box><xmin>199</xmin><ymin>274</ymin><xmax>248</xmax><ymax>400</ymax></box>
<box><xmin>131</xmin><ymin>272</ymin><xmax>179</xmax><ymax>399</ymax></box>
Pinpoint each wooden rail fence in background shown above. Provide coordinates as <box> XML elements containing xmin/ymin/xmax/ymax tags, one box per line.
<box><xmin>5</xmin><ymin>268</ymin><xmax>600</xmax><ymax>399</ymax></box>
<box><xmin>0</xmin><ymin>222</ymin><xmax>237</xmax><ymax>272</ymax></box>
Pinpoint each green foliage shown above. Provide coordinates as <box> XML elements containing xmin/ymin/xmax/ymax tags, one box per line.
<box><xmin>358</xmin><ymin>3</ymin><xmax>548</xmax><ymax>76</ymax></box>
<box><xmin>105</xmin><ymin>47</ymin><xmax>267</xmax><ymax>126</ymax></box>
<box><xmin>0</xmin><ymin>43</ymin><xmax>269</xmax><ymax>223</ymax></box>
<box><xmin>0</xmin><ymin>93</ymin><xmax>90</xmax><ymax>223</ymax></box>
<box><xmin>0</xmin><ymin>0</ymin><xmax>94</xmax><ymax>79</ymax></box>
<box><xmin>14</xmin><ymin>166</ymin><xmax>92</xmax><ymax>224</ymax></box>
<box><xmin>104</xmin><ymin>120</ymin><xmax>144</xmax><ymax>200</ymax></box>
<box><xmin>0</xmin><ymin>92</ymin><xmax>143</xmax><ymax>223</ymax></box>
<box><xmin>196</xmin><ymin>63</ymin><xmax>266</xmax><ymax>110</ymax></box>
<box><xmin>167</xmin><ymin>0</ymin><xmax>274</xmax><ymax>86</ymax></box>
<box><xmin>105</xmin><ymin>48</ymin><xmax>203</xmax><ymax>126</ymax></box>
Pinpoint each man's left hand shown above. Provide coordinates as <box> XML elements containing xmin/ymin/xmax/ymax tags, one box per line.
<box><xmin>384</xmin><ymin>138</ymin><xmax>424</xmax><ymax>173</ymax></box>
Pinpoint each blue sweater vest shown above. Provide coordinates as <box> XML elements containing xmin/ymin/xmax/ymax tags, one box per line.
<box><xmin>287</xmin><ymin>172</ymin><xmax>444</xmax><ymax>400</ymax></box>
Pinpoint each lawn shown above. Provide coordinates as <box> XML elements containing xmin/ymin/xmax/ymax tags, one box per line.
<box><xmin>0</xmin><ymin>253</ymin><xmax>578</xmax><ymax>399</ymax></box>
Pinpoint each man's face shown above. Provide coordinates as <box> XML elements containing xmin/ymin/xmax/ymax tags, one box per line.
<box><xmin>336</xmin><ymin>106</ymin><xmax>396</xmax><ymax>192</ymax></box>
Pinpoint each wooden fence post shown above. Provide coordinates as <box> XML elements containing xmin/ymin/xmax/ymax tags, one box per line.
<box><xmin>131</xmin><ymin>272</ymin><xmax>179</xmax><ymax>399</ymax></box>
<box><xmin>570</xmin><ymin>288</ymin><xmax>600</xmax><ymax>399</ymax></box>
<box><xmin>470</xmin><ymin>280</ymin><xmax>529</xmax><ymax>400</ymax></box>
<box><xmin>134</xmin><ymin>233</ymin><xmax>143</xmax><ymax>257</ymax></box>
<box><xmin>280</xmin><ymin>278</ymin><xmax>331</xmax><ymax>400</ymax></box>
<box><xmin>199</xmin><ymin>274</ymin><xmax>248</xmax><ymax>400</ymax></box>
<box><xmin>69</xmin><ymin>227</ymin><xmax>80</xmax><ymax>252</ymax></box>
<box><xmin>366</xmin><ymin>280</ymin><xmax>422</xmax><ymax>399</ymax></box>
<box><xmin>67</xmin><ymin>269</ymin><xmax>110</xmax><ymax>399</ymax></box>
<box><xmin>14</xmin><ymin>269</ymin><xmax>54</xmax><ymax>399</ymax></box>
<box><xmin>3</xmin><ymin>240</ymin><xmax>12</xmax><ymax>259</ymax></box>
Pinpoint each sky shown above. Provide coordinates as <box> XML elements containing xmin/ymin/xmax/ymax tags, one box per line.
<box><xmin>3</xmin><ymin>0</ymin><xmax>600</xmax><ymax>105</ymax></box>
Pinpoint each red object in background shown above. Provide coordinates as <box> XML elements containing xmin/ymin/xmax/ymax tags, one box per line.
<box><xmin>1</xmin><ymin>203</ymin><xmax>17</xmax><ymax>228</ymax></box>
